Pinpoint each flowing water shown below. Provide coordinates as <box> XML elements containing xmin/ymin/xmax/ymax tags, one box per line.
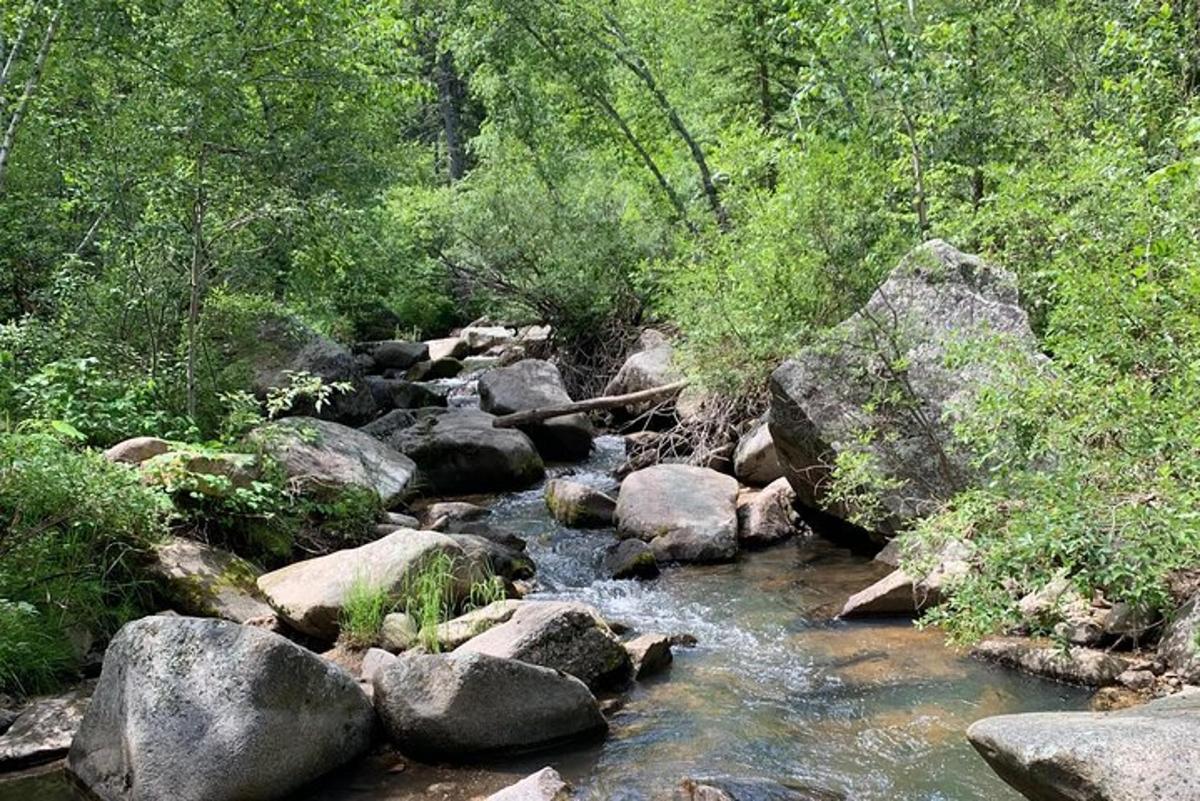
<box><xmin>0</xmin><ymin>407</ymin><xmax>1089</xmax><ymax>801</ymax></box>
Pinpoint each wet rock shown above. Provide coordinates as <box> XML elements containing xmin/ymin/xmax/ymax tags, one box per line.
<box><xmin>103</xmin><ymin>436</ymin><xmax>171</xmax><ymax>465</ymax></box>
<box><xmin>968</xmin><ymin>690</ymin><xmax>1200</xmax><ymax>801</ymax></box>
<box><xmin>372</xmin><ymin>651</ymin><xmax>606</xmax><ymax>759</ymax></box>
<box><xmin>364</xmin><ymin>376</ymin><xmax>447</xmax><ymax>411</ymax></box>
<box><xmin>147</xmin><ymin>537</ymin><xmax>274</xmax><ymax>624</ymax></box>
<box><xmin>770</xmin><ymin>240</ymin><xmax>1040</xmax><ymax>537</ymax></box>
<box><xmin>1157</xmin><ymin>592</ymin><xmax>1200</xmax><ymax>683</ymax></box>
<box><xmin>737</xmin><ymin>478</ymin><xmax>801</xmax><ymax>547</ymax></box>
<box><xmin>356</xmin><ymin>340</ymin><xmax>429</xmax><ymax>370</ymax></box>
<box><xmin>434</xmin><ymin>600</ymin><xmax>524</xmax><ymax>651</ymax></box>
<box><xmin>257</xmin><ymin>530</ymin><xmax>468</xmax><ymax>640</ymax></box>
<box><xmin>625</xmin><ymin>634</ymin><xmax>673</xmax><ymax>679</ymax></box>
<box><xmin>733</xmin><ymin>420</ymin><xmax>784</xmax><ymax>487</ymax></box>
<box><xmin>250</xmin><ymin>416</ymin><xmax>417</xmax><ymax>506</ymax></box>
<box><xmin>381</xmin><ymin>612</ymin><xmax>420</xmax><ymax>652</ymax></box>
<box><xmin>971</xmin><ymin>637</ymin><xmax>1129</xmax><ymax>686</ymax></box>
<box><xmin>67</xmin><ymin>616</ymin><xmax>374</xmax><ymax>801</ymax></box>
<box><xmin>425</xmin><ymin>337</ymin><xmax>470</xmax><ymax>362</ymax></box>
<box><xmin>364</xmin><ymin>408</ymin><xmax>544</xmax><ymax>495</ymax></box>
<box><xmin>479</xmin><ymin>359</ymin><xmax>594</xmax><ymax>461</ymax></box>
<box><xmin>0</xmin><ymin>688</ymin><xmax>90</xmax><ymax>770</ymax></box>
<box><xmin>422</xmin><ymin>501</ymin><xmax>491</xmax><ymax>528</ymax></box>
<box><xmin>616</xmin><ymin>465</ymin><xmax>738</xmax><ymax>564</ymax></box>
<box><xmin>545</xmin><ymin>479</ymin><xmax>616</xmax><ymax>528</ymax></box>
<box><xmin>139</xmin><ymin>449</ymin><xmax>258</xmax><ymax>498</ymax></box>
<box><xmin>603</xmin><ymin>539</ymin><xmax>660</xmax><ymax>580</ymax></box>
<box><xmin>604</xmin><ymin>330</ymin><xmax>682</xmax><ymax>415</ymax></box>
<box><xmin>676</xmin><ymin>776</ymin><xmax>843</xmax><ymax>801</ymax></box>
<box><xmin>486</xmin><ymin>767</ymin><xmax>572</xmax><ymax>801</ymax></box>
<box><xmin>457</xmin><ymin>601</ymin><xmax>631</xmax><ymax>689</ymax></box>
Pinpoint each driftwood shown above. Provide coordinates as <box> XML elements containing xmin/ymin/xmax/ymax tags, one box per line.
<box><xmin>491</xmin><ymin>379</ymin><xmax>689</xmax><ymax>428</ymax></box>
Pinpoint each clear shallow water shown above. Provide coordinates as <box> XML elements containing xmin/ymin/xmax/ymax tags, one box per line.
<box><xmin>0</xmin><ymin>433</ymin><xmax>1088</xmax><ymax>801</ymax></box>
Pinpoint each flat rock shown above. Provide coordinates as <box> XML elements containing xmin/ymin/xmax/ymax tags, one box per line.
<box><xmin>67</xmin><ymin>616</ymin><xmax>374</xmax><ymax>801</ymax></box>
<box><xmin>486</xmin><ymin>767</ymin><xmax>572</xmax><ymax>801</ymax></box>
<box><xmin>457</xmin><ymin>601</ymin><xmax>631</xmax><ymax>689</ymax></box>
<box><xmin>0</xmin><ymin>688</ymin><xmax>90</xmax><ymax>770</ymax></box>
<box><xmin>545</xmin><ymin>479</ymin><xmax>616</xmax><ymax>528</ymax></box>
<box><xmin>250</xmin><ymin>416</ymin><xmax>417</xmax><ymax>506</ymax></box>
<box><xmin>434</xmin><ymin>600</ymin><xmax>524</xmax><ymax>651</ymax></box>
<box><xmin>425</xmin><ymin>337</ymin><xmax>470</xmax><ymax>362</ymax></box>
<box><xmin>147</xmin><ymin>537</ymin><xmax>274</xmax><ymax>624</ymax></box>
<box><xmin>422</xmin><ymin>501</ymin><xmax>491</xmax><ymax>528</ymax></box>
<box><xmin>972</xmin><ymin>636</ymin><xmax>1130</xmax><ymax>686</ymax></box>
<box><xmin>616</xmin><ymin>465</ymin><xmax>738</xmax><ymax>564</ymax></box>
<box><xmin>257</xmin><ymin>530</ymin><xmax>468</xmax><ymax>640</ymax></box>
<box><xmin>479</xmin><ymin>360</ymin><xmax>594</xmax><ymax>461</ymax></box>
<box><xmin>968</xmin><ymin>690</ymin><xmax>1200</xmax><ymax>801</ymax></box>
<box><xmin>372</xmin><ymin>651</ymin><xmax>605</xmax><ymax>759</ymax></box>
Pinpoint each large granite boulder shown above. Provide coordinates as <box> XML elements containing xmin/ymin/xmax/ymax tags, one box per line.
<box><xmin>67</xmin><ymin>616</ymin><xmax>374</xmax><ymax>801</ymax></box>
<box><xmin>354</xmin><ymin>340</ymin><xmax>428</xmax><ymax>370</ymax></box>
<box><xmin>147</xmin><ymin>537</ymin><xmax>274</xmax><ymax>624</ymax></box>
<box><xmin>257</xmin><ymin>530</ymin><xmax>468</xmax><ymax>640</ymax></box>
<box><xmin>372</xmin><ymin>651</ymin><xmax>606</xmax><ymax>759</ymax></box>
<box><xmin>967</xmin><ymin>690</ymin><xmax>1200</xmax><ymax>801</ymax></box>
<box><xmin>364</xmin><ymin>376</ymin><xmax>447</xmax><ymax>411</ymax></box>
<box><xmin>615</xmin><ymin>465</ymin><xmax>739</xmax><ymax>563</ymax></box>
<box><xmin>733</xmin><ymin>420</ymin><xmax>784</xmax><ymax>487</ymax></box>
<box><xmin>249</xmin><ymin>417</ymin><xmax>417</xmax><ymax>506</ymax></box>
<box><xmin>457</xmin><ymin>601</ymin><xmax>631</xmax><ymax>689</ymax></box>
<box><xmin>479</xmin><ymin>360</ymin><xmax>594</xmax><ymax>461</ymax></box>
<box><xmin>363</xmin><ymin>408</ymin><xmax>544</xmax><ymax>494</ymax></box>
<box><xmin>769</xmin><ymin>240</ymin><xmax>1040</xmax><ymax>536</ymax></box>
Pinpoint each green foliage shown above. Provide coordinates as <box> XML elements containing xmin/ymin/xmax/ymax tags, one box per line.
<box><xmin>339</xmin><ymin>576</ymin><xmax>394</xmax><ymax>648</ymax></box>
<box><xmin>0</xmin><ymin>432</ymin><xmax>170</xmax><ymax>694</ymax></box>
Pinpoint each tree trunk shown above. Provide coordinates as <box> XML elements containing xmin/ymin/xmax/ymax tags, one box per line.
<box><xmin>436</xmin><ymin>50</ymin><xmax>466</xmax><ymax>182</ymax></box>
<box><xmin>186</xmin><ymin>152</ymin><xmax>208</xmax><ymax>421</ymax></box>
<box><xmin>0</xmin><ymin>1</ymin><xmax>62</xmax><ymax>196</ymax></box>
<box><xmin>492</xmin><ymin>379</ymin><xmax>689</xmax><ymax>428</ymax></box>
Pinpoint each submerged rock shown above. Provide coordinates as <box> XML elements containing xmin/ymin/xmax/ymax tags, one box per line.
<box><xmin>0</xmin><ymin>688</ymin><xmax>90</xmax><ymax>770</ymax></box>
<box><xmin>616</xmin><ymin>464</ymin><xmax>739</xmax><ymax>564</ymax></box>
<box><xmin>968</xmin><ymin>690</ymin><xmax>1200</xmax><ymax>801</ymax></box>
<box><xmin>147</xmin><ymin>537</ymin><xmax>274</xmax><ymax>624</ymax></box>
<box><xmin>67</xmin><ymin>616</ymin><xmax>374</xmax><ymax>801</ymax></box>
<box><xmin>479</xmin><ymin>359</ymin><xmax>594</xmax><ymax>461</ymax></box>
<box><xmin>675</xmin><ymin>776</ymin><xmax>843</xmax><ymax>801</ymax></box>
<box><xmin>257</xmin><ymin>530</ymin><xmax>468</xmax><ymax>640</ymax></box>
<box><xmin>372</xmin><ymin>651</ymin><xmax>606</xmax><ymax>759</ymax></box>
<box><xmin>971</xmin><ymin>637</ymin><xmax>1129</xmax><ymax>686</ymax></box>
<box><xmin>250</xmin><ymin>416</ymin><xmax>417</xmax><ymax>506</ymax></box>
<box><xmin>486</xmin><ymin>767</ymin><xmax>573</xmax><ymax>801</ymax></box>
<box><xmin>364</xmin><ymin>408</ymin><xmax>544</xmax><ymax>494</ymax></box>
<box><xmin>457</xmin><ymin>601</ymin><xmax>631</xmax><ymax>689</ymax></box>
<box><xmin>545</xmin><ymin>479</ymin><xmax>616</xmax><ymax>528</ymax></box>
<box><xmin>769</xmin><ymin>240</ymin><xmax>1040</xmax><ymax>537</ymax></box>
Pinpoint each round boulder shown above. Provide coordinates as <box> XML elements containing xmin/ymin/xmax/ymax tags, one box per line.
<box><xmin>616</xmin><ymin>465</ymin><xmax>739</xmax><ymax>564</ymax></box>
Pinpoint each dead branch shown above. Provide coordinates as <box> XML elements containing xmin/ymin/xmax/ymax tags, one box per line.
<box><xmin>492</xmin><ymin>380</ymin><xmax>690</xmax><ymax>428</ymax></box>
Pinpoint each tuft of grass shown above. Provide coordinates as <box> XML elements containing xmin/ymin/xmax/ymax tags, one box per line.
<box><xmin>339</xmin><ymin>576</ymin><xmax>392</xmax><ymax>648</ymax></box>
<box><xmin>399</xmin><ymin>552</ymin><xmax>509</xmax><ymax>652</ymax></box>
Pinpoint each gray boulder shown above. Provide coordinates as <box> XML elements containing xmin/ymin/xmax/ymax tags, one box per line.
<box><xmin>425</xmin><ymin>337</ymin><xmax>470</xmax><ymax>362</ymax></box>
<box><xmin>625</xmin><ymin>633</ymin><xmax>673</xmax><ymax>679</ymax></box>
<box><xmin>372</xmin><ymin>651</ymin><xmax>606</xmax><ymax>759</ymax></box>
<box><xmin>457</xmin><ymin>601</ymin><xmax>631</xmax><ymax>689</ymax></box>
<box><xmin>604</xmin><ymin>539</ymin><xmax>660</xmax><ymax>580</ymax></box>
<box><xmin>355</xmin><ymin>340</ymin><xmax>429</xmax><ymax>370</ymax></box>
<box><xmin>250</xmin><ymin>416</ymin><xmax>417</xmax><ymax>507</ymax></box>
<box><xmin>67</xmin><ymin>616</ymin><xmax>374</xmax><ymax>801</ymax></box>
<box><xmin>1157</xmin><ymin>592</ymin><xmax>1200</xmax><ymax>683</ymax></box>
<box><xmin>434</xmin><ymin>600</ymin><xmax>524</xmax><ymax>651</ymax></box>
<box><xmin>769</xmin><ymin>240</ymin><xmax>1040</xmax><ymax>536</ymax></box>
<box><xmin>103</xmin><ymin>436</ymin><xmax>171</xmax><ymax>465</ymax></box>
<box><xmin>968</xmin><ymin>690</ymin><xmax>1200</xmax><ymax>801</ymax></box>
<box><xmin>364</xmin><ymin>376</ymin><xmax>447</xmax><ymax>410</ymax></box>
<box><xmin>604</xmin><ymin>330</ymin><xmax>682</xmax><ymax>415</ymax></box>
<box><xmin>479</xmin><ymin>360</ymin><xmax>593</xmax><ymax>461</ymax></box>
<box><xmin>364</xmin><ymin>408</ymin><xmax>544</xmax><ymax>494</ymax></box>
<box><xmin>257</xmin><ymin>530</ymin><xmax>468</xmax><ymax>640</ymax></box>
<box><xmin>147</xmin><ymin>537</ymin><xmax>274</xmax><ymax>624</ymax></box>
<box><xmin>461</xmin><ymin>325</ymin><xmax>516</xmax><ymax>353</ymax></box>
<box><xmin>0</xmin><ymin>688</ymin><xmax>89</xmax><ymax>770</ymax></box>
<box><xmin>733</xmin><ymin>420</ymin><xmax>784</xmax><ymax>486</ymax></box>
<box><xmin>545</xmin><ymin>479</ymin><xmax>616</xmax><ymax>528</ymax></box>
<box><xmin>737</xmin><ymin>479</ymin><xmax>801</xmax><ymax>547</ymax></box>
<box><xmin>616</xmin><ymin>465</ymin><xmax>739</xmax><ymax>564</ymax></box>
<box><xmin>486</xmin><ymin>768</ymin><xmax>572</xmax><ymax>801</ymax></box>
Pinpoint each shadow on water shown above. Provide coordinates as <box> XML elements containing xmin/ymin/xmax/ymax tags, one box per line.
<box><xmin>3</xmin><ymin>435</ymin><xmax>1088</xmax><ymax>801</ymax></box>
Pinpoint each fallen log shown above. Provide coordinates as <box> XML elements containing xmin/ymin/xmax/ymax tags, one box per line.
<box><xmin>491</xmin><ymin>379</ymin><xmax>689</xmax><ymax>428</ymax></box>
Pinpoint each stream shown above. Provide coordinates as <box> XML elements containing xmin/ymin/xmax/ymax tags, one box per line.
<box><xmin>1</xmin><ymin>382</ymin><xmax>1089</xmax><ymax>801</ymax></box>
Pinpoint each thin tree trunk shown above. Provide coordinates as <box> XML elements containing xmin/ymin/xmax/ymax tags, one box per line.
<box><xmin>0</xmin><ymin>0</ymin><xmax>44</xmax><ymax>118</ymax></box>
<box><xmin>492</xmin><ymin>379</ymin><xmax>689</xmax><ymax>428</ymax></box>
<box><xmin>0</xmin><ymin>0</ymin><xmax>62</xmax><ymax>196</ymax></box>
<box><xmin>186</xmin><ymin>151</ymin><xmax>207</xmax><ymax>421</ymax></box>
<box><xmin>436</xmin><ymin>50</ymin><xmax>466</xmax><ymax>182</ymax></box>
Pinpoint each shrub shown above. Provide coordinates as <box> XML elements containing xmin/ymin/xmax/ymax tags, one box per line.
<box><xmin>0</xmin><ymin>432</ymin><xmax>170</xmax><ymax>695</ymax></box>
